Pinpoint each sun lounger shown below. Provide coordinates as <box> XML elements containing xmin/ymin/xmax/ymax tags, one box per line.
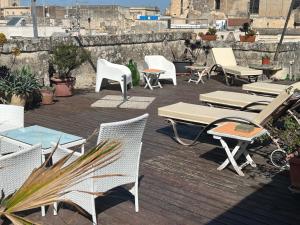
<box><xmin>242</xmin><ymin>82</ymin><xmax>288</xmax><ymax>95</ymax></box>
<box><xmin>158</xmin><ymin>87</ymin><xmax>299</xmax><ymax>175</ymax></box>
<box><xmin>199</xmin><ymin>91</ymin><xmax>274</xmax><ymax>111</ymax></box>
<box><xmin>200</xmin><ymin>83</ymin><xmax>300</xmax><ymax>112</ymax></box>
<box><xmin>211</xmin><ymin>48</ymin><xmax>263</xmax><ymax>85</ymax></box>
<box><xmin>158</xmin><ymin>85</ymin><xmax>298</xmax><ymax>146</ymax></box>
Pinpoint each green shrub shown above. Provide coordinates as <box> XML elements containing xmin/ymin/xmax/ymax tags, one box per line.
<box><xmin>50</xmin><ymin>43</ymin><xmax>90</xmax><ymax>79</ymax></box>
<box><xmin>127</xmin><ymin>59</ymin><xmax>140</xmax><ymax>86</ymax></box>
<box><xmin>0</xmin><ymin>66</ymin><xmax>40</xmax><ymax>98</ymax></box>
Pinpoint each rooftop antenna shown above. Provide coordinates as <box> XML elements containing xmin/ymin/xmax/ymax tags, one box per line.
<box><xmin>31</xmin><ymin>0</ymin><xmax>38</xmax><ymax>38</ymax></box>
<box><xmin>274</xmin><ymin>0</ymin><xmax>296</xmax><ymax>61</ymax></box>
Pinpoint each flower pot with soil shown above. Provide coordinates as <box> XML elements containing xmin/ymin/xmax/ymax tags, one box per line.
<box><xmin>50</xmin><ymin>43</ymin><xmax>90</xmax><ymax>97</ymax></box>
<box><xmin>262</xmin><ymin>54</ymin><xmax>271</xmax><ymax>65</ymax></box>
<box><xmin>289</xmin><ymin>156</ymin><xmax>300</xmax><ymax>191</ymax></box>
<box><xmin>239</xmin><ymin>22</ymin><xmax>257</xmax><ymax>43</ymax></box>
<box><xmin>200</xmin><ymin>27</ymin><xmax>217</xmax><ymax>41</ymax></box>
<box><xmin>40</xmin><ymin>86</ymin><xmax>55</xmax><ymax>105</ymax></box>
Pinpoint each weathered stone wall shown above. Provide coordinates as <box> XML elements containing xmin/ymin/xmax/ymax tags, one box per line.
<box><xmin>1</xmin><ymin>32</ymin><xmax>299</xmax><ymax>89</ymax></box>
<box><xmin>0</xmin><ymin>32</ymin><xmax>189</xmax><ymax>88</ymax></box>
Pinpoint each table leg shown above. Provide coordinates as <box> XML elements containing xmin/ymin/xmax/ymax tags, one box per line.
<box><xmin>214</xmin><ymin>136</ymin><xmax>252</xmax><ymax>176</ymax></box>
<box><xmin>143</xmin><ymin>75</ymin><xmax>153</xmax><ymax>90</ymax></box>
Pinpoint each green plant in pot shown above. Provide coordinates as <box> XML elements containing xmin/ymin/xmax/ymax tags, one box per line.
<box><xmin>50</xmin><ymin>43</ymin><xmax>90</xmax><ymax>97</ymax></box>
<box><xmin>0</xmin><ymin>66</ymin><xmax>40</xmax><ymax>107</ymax></box>
<box><xmin>239</xmin><ymin>22</ymin><xmax>257</xmax><ymax>42</ymax></box>
<box><xmin>127</xmin><ymin>59</ymin><xmax>140</xmax><ymax>86</ymax></box>
<box><xmin>201</xmin><ymin>27</ymin><xmax>217</xmax><ymax>41</ymax></box>
<box><xmin>266</xmin><ymin>111</ymin><xmax>300</xmax><ymax>192</ymax></box>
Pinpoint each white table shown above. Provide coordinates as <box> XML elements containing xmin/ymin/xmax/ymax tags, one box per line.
<box><xmin>142</xmin><ymin>69</ymin><xmax>164</xmax><ymax>90</ymax></box>
<box><xmin>208</xmin><ymin>122</ymin><xmax>267</xmax><ymax>176</ymax></box>
<box><xmin>185</xmin><ymin>65</ymin><xmax>210</xmax><ymax>84</ymax></box>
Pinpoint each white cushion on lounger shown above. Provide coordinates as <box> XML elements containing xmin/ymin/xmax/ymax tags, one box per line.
<box><xmin>158</xmin><ymin>102</ymin><xmax>257</xmax><ymax>125</ymax></box>
<box><xmin>224</xmin><ymin>66</ymin><xmax>262</xmax><ymax>77</ymax></box>
<box><xmin>243</xmin><ymin>82</ymin><xmax>288</xmax><ymax>95</ymax></box>
<box><xmin>200</xmin><ymin>91</ymin><xmax>274</xmax><ymax>110</ymax></box>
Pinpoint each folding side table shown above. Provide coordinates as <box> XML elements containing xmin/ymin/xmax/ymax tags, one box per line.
<box><xmin>142</xmin><ymin>69</ymin><xmax>164</xmax><ymax>90</ymax></box>
<box><xmin>208</xmin><ymin>122</ymin><xmax>267</xmax><ymax>176</ymax></box>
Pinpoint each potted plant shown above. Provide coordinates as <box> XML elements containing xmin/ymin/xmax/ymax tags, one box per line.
<box><xmin>262</xmin><ymin>54</ymin><xmax>271</xmax><ymax>65</ymax></box>
<box><xmin>201</xmin><ymin>27</ymin><xmax>217</xmax><ymax>41</ymax></box>
<box><xmin>0</xmin><ymin>66</ymin><xmax>40</xmax><ymax>106</ymax></box>
<box><xmin>267</xmin><ymin>113</ymin><xmax>300</xmax><ymax>192</ymax></box>
<box><xmin>50</xmin><ymin>43</ymin><xmax>90</xmax><ymax>97</ymax></box>
<box><xmin>239</xmin><ymin>22</ymin><xmax>256</xmax><ymax>42</ymax></box>
<box><xmin>40</xmin><ymin>86</ymin><xmax>55</xmax><ymax>105</ymax></box>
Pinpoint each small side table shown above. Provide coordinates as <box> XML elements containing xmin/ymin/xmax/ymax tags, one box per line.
<box><xmin>207</xmin><ymin>122</ymin><xmax>267</xmax><ymax>176</ymax></box>
<box><xmin>248</xmin><ymin>64</ymin><xmax>282</xmax><ymax>80</ymax></box>
<box><xmin>185</xmin><ymin>65</ymin><xmax>210</xmax><ymax>84</ymax></box>
<box><xmin>142</xmin><ymin>69</ymin><xmax>164</xmax><ymax>90</ymax></box>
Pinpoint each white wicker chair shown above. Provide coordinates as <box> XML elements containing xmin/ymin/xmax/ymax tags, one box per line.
<box><xmin>144</xmin><ymin>55</ymin><xmax>177</xmax><ymax>85</ymax></box>
<box><xmin>52</xmin><ymin>114</ymin><xmax>149</xmax><ymax>225</ymax></box>
<box><xmin>0</xmin><ymin>141</ymin><xmax>42</xmax><ymax>197</ymax></box>
<box><xmin>95</xmin><ymin>59</ymin><xmax>133</xmax><ymax>94</ymax></box>
<box><xmin>0</xmin><ymin>104</ymin><xmax>24</xmax><ymax>132</ymax></box>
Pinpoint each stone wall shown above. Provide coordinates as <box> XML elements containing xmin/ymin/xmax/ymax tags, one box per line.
<box><xmin>0</xmin><ymin>32</ymin><xmax>299</xmax><ymax>89</ymax></box>
<box><xmin>0</xmin><ymin>32</ymin><xmax>189</xmax><ymax>88</ymax></box>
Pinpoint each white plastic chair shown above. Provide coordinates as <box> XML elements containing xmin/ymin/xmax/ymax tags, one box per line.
<box><xmin>0</xmin><ymin>141</ymin><xmax>42</xmax><ymax>201</ymax></box>
<box><xmin>144</xmin><ymin>55</ymin><xmax>177</xmax><ymax>85</ymax></box>
<box><xmin>52</xmin><ymin>113</ymin><xmax>149</xmax><ymax>225</ymax></box>
<box><xmin>95</xmin><ymin>59</ymin><xmax>133</xmax><ymax>94</ymax></box>
<box><xmin>0</xmin><ymin>104</ymin><xmax>24</xmax><ymax>132</ymax></box>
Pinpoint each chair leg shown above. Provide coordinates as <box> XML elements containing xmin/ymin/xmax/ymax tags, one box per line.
<box><xmin>120</xmin><ymin>82</ymin><xmax>124</xmax><ymax>94</ymax></box>
<box><xmin>130</xmin><ymin>182</ymin><xmax>139</xmax><ymax>212</ymax></box>
<box><xmin>53</xmin><ymin>202</ymin><xmax>58</xmax><ymax>216</ymax></box>
<box><xmin>172</xmin><ymin>77</ymin><xmax>177</xmax><ymax>86</ymax></box>
<box><xmin>41</xmin><ymin>206</ymin><xmax>46</xmax><ymax>216</ymax></box>
<box><xmin>92</xmin><ymin>199</ymin><xmax>98</xmax><ymax>225</ymax></box>
<box><xmin>95</xmin><ymin>77</ymin><xmax>103</xmax><ymax>92</ymax></box>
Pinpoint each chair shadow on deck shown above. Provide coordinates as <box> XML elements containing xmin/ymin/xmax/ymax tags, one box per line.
<box><xmin>54</xmin><ymin>175</ymin><xmax>144</xmax><ymax>222</ymax></box>
<box><xmin>204</xmin><ymin>171</ymin><xmax>300</xmax><ymax>225</ymax></box>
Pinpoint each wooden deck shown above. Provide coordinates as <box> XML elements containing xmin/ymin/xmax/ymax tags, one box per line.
<box><xmin>13</xmin><ymin>77</ymin><xmax>300</xmax><ymax>224</ymax></box>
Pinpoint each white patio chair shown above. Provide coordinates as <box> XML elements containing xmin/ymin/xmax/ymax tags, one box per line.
<box><xmin>0</xmin><ymin>104</ymin><xmax>24</xmax><ymax>132</ymax></box>
<box><xmin>95</xmin><ymin>59</ymin><xmax>133</xmax><ymax>94</ymax></box>
<box><xmin>52</xmin><ymin>113</ymin><xmax>149</xmax><ymax>225</ymax></box>
<box><xmin>0</xmin><ymin>141</ymin><xmax>42</xmax><ymax>206</ymax></box>
<box><xmin>144</xmin><ymin>55</ymin><xmax>177</xmax><ymax>85</ymax></box>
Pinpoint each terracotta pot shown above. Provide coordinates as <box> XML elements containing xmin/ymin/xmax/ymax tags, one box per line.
<box><xmin>201</xmin><ymin>35</ymin><xmax>217</xmax><ymax>41</ymax></box>
<box><xmin>51</xmin><ymin>77</ymin><xmax>75</xmax><ymax>97</ymax></box>
<box><xmin>239</xmin><ymin>35</ymin><xmax>256</xmax><ymax>43</ymax></box>
<box><xmin>289</xmin><ymin>157</ymin><xmax>300</xmax><ymax>189</ymax></box>
<box><xmin>41</xmin><ymin>89</ymin><xmax>54</xmax><ymax>105</ymax></box>
<box><xmin>262</xmin><ymin>58</ymin><xmax>270</xmax><ymax>65</ymax></box>
<box><xmin>10</xmin><ymin>94</ymin><xmax>27</xmax><ymax>106</ymax></box>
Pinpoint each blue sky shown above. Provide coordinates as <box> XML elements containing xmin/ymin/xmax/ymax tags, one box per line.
<box><xmin>21</xmin><ymin>0</ymin><xmax>170</xmax><ymax>11</ymax></box>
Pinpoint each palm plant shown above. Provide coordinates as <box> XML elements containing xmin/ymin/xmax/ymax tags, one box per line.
<box><xmin>0</xmin><ymin>140</ymin><xmax>121</xmax><ymax>224</ymax></box>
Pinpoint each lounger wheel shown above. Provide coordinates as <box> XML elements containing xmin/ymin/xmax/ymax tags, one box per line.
<box><xmin>270</xmin><ymin>149</ymin><xmax>289</xmax><ymax>169</ymax></box>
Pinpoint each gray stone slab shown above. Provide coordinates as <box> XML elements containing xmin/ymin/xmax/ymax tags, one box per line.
<box><xmin>91</xmin><ymin>95</ymin><xmax>155</xmax><ymax>109</ymax></box>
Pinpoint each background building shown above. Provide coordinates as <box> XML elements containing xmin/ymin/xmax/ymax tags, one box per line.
<box><xmin>169</xmin><ymin>0</ymin><xmax>300</xmax><ymax>28</ymax></box>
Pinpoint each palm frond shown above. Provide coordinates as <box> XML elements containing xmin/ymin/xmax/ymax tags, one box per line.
<box><xmin>0</xmin><ymin>140</ymin><xmax>121</xmax><ymax>224</ymax></box>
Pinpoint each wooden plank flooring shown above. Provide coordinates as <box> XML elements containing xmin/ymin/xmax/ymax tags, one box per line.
<box><xmin>4</xmin><ymin>77</ymin><xmax>300</xmax><ymax>225</ymax></box>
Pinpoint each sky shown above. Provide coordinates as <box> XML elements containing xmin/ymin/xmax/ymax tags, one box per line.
<box><xmin>21</xmin><ymin>0</ymin><xmax>170</xmax><ymax>11</ymax></box>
